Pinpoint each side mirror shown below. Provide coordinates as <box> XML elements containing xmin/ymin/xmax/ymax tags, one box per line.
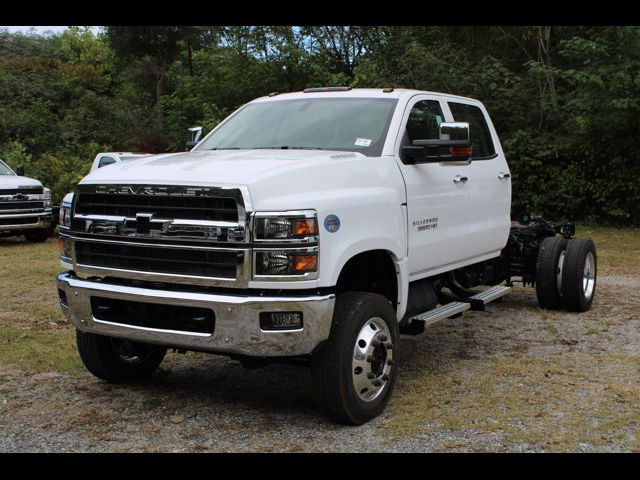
<box><xmin>15</xmin><ymin>165</ymin><xmax>25</xmax><ymax>176</ymax></box>
<box><xmin>186</xmin><ymin>126</ymin><xmax>203</xmax><ymax>151</ymax></box>
<box><xmin>402</xmin><ymin>122</ymin><xmax>472</xmax><ymax>164</ymax></box>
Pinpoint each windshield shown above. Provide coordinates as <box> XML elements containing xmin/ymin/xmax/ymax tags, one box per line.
<box><xmin>197</xmin><ymin>98</ymin><xmax>398</xmax><ymax>157</ymax></box>
<box><xmin>0</xmin><ymin>160</ymin><xmax>15</xmax><ymax>175</ymax></box>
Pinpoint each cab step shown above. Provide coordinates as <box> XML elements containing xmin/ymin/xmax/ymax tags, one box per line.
<box><xmin>410</xmin><ymin>301</ymin><xmax>470</xmax><ymax>326</ymax></box>
<box><xmin>468</xmin><ymin>285</ymin><xmax>512</xmax><ymax>311</ymax></box>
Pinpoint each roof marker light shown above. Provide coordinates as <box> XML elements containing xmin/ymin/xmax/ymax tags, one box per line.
<box><xmin>303</xmin><ymin>87</ymin><xmax>352</xmax><ymax>93</ymax></box>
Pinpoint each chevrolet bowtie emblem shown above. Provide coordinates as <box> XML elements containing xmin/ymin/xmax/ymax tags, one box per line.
<box><xmin>136</xmin><ymin>213</ymin><xmax>154</xmax><ymax>235</ymax></box>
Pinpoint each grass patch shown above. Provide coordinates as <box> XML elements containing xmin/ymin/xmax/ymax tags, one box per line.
<box><xmin>576</xmin><ymin>225</ymin><xmax>640</xmax><ymax>276</ymax></box>
<box><xmin>0</xmin><ymin>327</ymin><xmax>82</xmax><ymax>375</ymax></box>
<box><xmin>382</xmin><ymin>353</ymin><xmax>640</xmax><ymax>451</ymax></box>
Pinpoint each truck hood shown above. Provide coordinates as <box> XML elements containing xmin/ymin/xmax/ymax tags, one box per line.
<box><xmin>79</xmin><ymin>149</ymin><xmax>404</xmax><ymax>211</ymax></box>
<box><xmin>81</xmin><ymin>149</ymin><xmax>368</xmax><ymax>186</ymax></box>
<box><xmin>0</xmin><ymin>175</ymin><xmax>43</xmax><ymax>189</ymax></box>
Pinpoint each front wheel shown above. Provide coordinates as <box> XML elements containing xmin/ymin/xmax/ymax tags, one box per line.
<box><xmin>24</xmin><ymin>228</ymin><xmax>49</xmax><ymax>243</ymax></box>
<box><xmin>311</xmin><ymin>292</ymin><xmax>399</xmax><ymax>425</ymax></box>
<box><xmin>76</xmin><ymin>330</ymin><xmax>167</xmax><ymax>382</ymax></box>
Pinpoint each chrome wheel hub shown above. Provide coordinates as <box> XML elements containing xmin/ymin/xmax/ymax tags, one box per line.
<box><xmin>352</xmin><ymin>317</ymin><xmax>394</xmax><ymax>402</ymax></box>
<box><xmin>583</xmin><ymin>251</ymin><xmax>596</xmax><ymax>301</ymax></box>
<box><xmin>556</xmin><ymin>250</ymin><xmax>566</xmax><ymax>297</ymax></box>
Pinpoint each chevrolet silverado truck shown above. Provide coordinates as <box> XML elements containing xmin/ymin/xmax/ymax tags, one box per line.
<box><xmin>1</xmin><ymin>158</ymin><xmax>55</xmax><ymax>242</ymax></box>
<box><xmin>56</xmin><ymin>88</ymin><xmax>597</xmax><ymax>424</ymax></box>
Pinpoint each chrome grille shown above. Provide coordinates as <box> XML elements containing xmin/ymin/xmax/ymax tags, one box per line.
<box><xmin>75</xmin><ymin>241</ymin><xmax>239</xmax><ymax>279</ymax></box>
<box><xmin>0</xmin><ymin>200</ymin><xmax>45</xmax><ymax>212</ymax></box>
<box><xmin>75</xmin><ymin>192</ymin><xmax>237</xmax><ymax>222</ymax></box>
<box><xmin>0</xmin><ymin>187</ymin><xmax>43</xmax><ymax>195</ymax></box>
<box><xmin>66</xmin><ymin>184</ymin><xmax>252</xmax><ymax>287</ymax></box>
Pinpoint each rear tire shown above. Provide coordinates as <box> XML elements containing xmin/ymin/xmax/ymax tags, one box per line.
<box><xmin>561</xmin><ymin>238</ymin><xmax>597</xmax><ymax>312</ymax></box>
<box><xmin>24</xmin><ymin>228</ymin><xmax>49</xmax><ymax>243</ymax></box>
<box><xmin>311</xmin><ymin>292</ymin><xmax>399</xmax><ymax>425</ymax></box>
<box><xmin>76</xmin><ymin>330</ymin><xmax>167</xmax><ymax>382</ymax></box>
<box><xmin>535</xmin><ymin>236</ymin><xmax>567</xmax><ymax>309</ymax></box>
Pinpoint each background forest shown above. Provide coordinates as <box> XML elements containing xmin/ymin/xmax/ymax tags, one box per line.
<box><xmin>1</xmin><ymin>26</ymin><xmax>638</xmax><ymax>224</ymax></box>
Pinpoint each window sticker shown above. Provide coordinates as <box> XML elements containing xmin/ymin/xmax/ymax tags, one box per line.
<box><xmin>354</xmin><ymin>138</ymin><xmax>372</xmax><ymax>147</ymax></box>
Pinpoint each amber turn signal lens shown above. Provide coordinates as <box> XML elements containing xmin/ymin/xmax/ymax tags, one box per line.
<box><xmin>293</xmin><ymin>254</ymin><xmax>318</xmax><ymax>273</ymax></box>
<box><xmin>58</xmin><ymin>237</ymin><xmax>65</xmax><ymax>253</ymax></box>
<box><xmin>450</xmin><ymin>146</ymin><xmax>472</xmax><ymax>156</ymax></box>
<box><xmin>292</xmin><ymin>219</ymin><xmax>318</xmax><ymax>236</ymax></box>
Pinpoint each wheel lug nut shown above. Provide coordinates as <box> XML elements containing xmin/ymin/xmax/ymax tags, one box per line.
<box><xmin>372</xmin><ymin>340</ymin><xmax>381</xmax><ymax>348</ymax></box>
<box><xmin>367</xmin><ymin>372</ymin><xmax>376</xmax><ymax>379</ymax></box>
<box><xmin>385</xmin><ymin>342</ymin><xmax>393</xmax><ymax>350</ymax></box>
<box><xmin>379</xmin><ymin>335</ymin><xmax>388</xmax><ymax>342</ymax></box>
<box><xmin>382</xmin><ymin>374</ymin><xmax>389</xmax><ymax>381</ymax></box>
<box><xmin>372</xmin><ymin>379</ymin><xmax>383</xmax><ymax>387</ymax></box>
<box><xmin>387</xmin><ymin>359</ymin><xmax>394</xmax><ymax>366</ymax></box>
<box><xmin>366</xmin><ymin>355</ymin><xmax>373</xmax><ymax>363</ymax></box>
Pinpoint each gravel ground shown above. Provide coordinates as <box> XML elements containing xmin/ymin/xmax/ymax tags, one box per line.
<box><xmin>1</xmin><ymin>270</ymin><xmax>638</xmax><ymax>452</ymax></box>
<box><xmin>0</xmin><ymin>227</ymin><xmax>640</xmax><ymax>452</ymax></box>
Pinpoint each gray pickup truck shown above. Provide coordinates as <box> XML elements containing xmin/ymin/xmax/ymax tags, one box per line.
<box><xmin>0</xmin><ymin>159</ymin><xmax>55</xmax><ymax>242</ymax></box>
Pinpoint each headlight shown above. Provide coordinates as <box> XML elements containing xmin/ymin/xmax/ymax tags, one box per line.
<box><xmin>252</xmin><ymin>210</ymin><xmax>319</xmax><ymax>279</ymax></box>
<box><xmin>42</xmin><ymin>188</ymin><xmax>52</xmax><ymax>208</ymax></box>
<box><xmin>255</xmin><ymin>249</ymin><xmax>318</xmax><ymax>276</ymax></box>
<box><xmin>59</xmin><ymin>192</ymin><xmax>74</xmax><ymax>228</ymax></box>
<box><xmin>254</xmin><ymin>211</ymin><xmax>318</xmax><ymax>242</ymax></box>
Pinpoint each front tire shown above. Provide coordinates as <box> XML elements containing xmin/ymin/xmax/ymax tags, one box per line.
<box><xmin>24</xmin><ymin>228</ymin><xmax>49</xmax><ymax>243</ymax></box>
<box><xmin>561</xmin><ymin>238</ymin><xmax>597</xmax><ymax>312</ymax></box>
<box><xmin>311</xmin><ymin>292</ymin><xmax>399</xmax><ymax>425</ymax></box>
<box><xmin>76</xmin><ymin>330</ymin><xmax>167</xmax><ymax>382</ymax></box>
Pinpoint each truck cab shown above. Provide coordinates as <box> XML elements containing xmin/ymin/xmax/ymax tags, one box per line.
<box><xmin>56</xmin><ymin>88</ymin><xmax>596</xmax><ymax>424</ymax></box>
<box><xmin>0</xmin><ymin>158</ymin><xmax>55</xmax><ymax>242</ymax></box>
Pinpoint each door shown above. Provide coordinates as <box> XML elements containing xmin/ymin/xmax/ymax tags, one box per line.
<box><xmin>395</xmin><ymin>96</ymin><xmax>470</xmax><ymax>278</ymax></box>
<box><xmin>445</xmin><ymin>100</ymin><xmax>511</xmax><ymax>258</ymax></box>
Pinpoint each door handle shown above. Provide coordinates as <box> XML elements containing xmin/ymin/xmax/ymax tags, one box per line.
<box><xmin>498</xmin><ymin>172</ymin><xmax>511</xmax><ymax>180</ymax></box>
<box><xmin>453</xmin><ymin>175</ymin><xmax>468</xmax><ymax>184</ymax></box>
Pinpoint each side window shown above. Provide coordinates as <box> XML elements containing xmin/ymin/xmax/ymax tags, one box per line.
<box><xmin>405</xmin><ymin>100</ymin><xmax>444</xmax><ymax>143</ymax></box>
<box><xmin>447</xmin><ymin>102</ymin><xmax>495</xmax><ymax>158</ymax></box>
<box><xmin>98</xmin><ymin>156</ymin><xmax>117</xmax><ymax>168</ymax></box>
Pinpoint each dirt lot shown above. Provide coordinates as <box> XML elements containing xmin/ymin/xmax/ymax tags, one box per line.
<box><xmin>1</xmin><ymin>227</ymin><xmax>639</xmax><ymax>452</ymax></box>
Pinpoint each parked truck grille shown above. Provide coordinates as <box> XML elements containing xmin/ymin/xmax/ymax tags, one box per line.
<box><xmin>74</xmin><ymin>192</ymin><xmax>238</xmax><ymax>222</ymax></box>
<box><xmin>0</xmin><ymin>187</ymin><xmax>43</xmax><ymax>195</ymax></box>
<box><xmin>75</xmin><ymin>241</ymin><xmax>239</xmax><ymax>279</ymax></box>
<box><xmin>0</xmin><ymin>200</ymin><xmax>45</xmax><ymax>212</ymax></box>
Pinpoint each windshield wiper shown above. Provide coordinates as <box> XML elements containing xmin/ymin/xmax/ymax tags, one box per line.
<box><xmin>206</xmin><ymin>147</ymin><xmax>243</xmax><ymax>150</ymax></box>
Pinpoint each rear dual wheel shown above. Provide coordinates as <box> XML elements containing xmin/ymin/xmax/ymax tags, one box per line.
<box><xmin>536</xmin><ymin>237</ymin><xmax>597</xmax><ymax>312</ymax></box>
<box><xmin>561</xmin><ymin>238</ymin><xmax>597</xmax><ymax>312</ymax></box>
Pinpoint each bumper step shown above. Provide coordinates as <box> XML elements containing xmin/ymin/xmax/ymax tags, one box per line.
<box><xmin>410</xmin><ymin>301</ymin><xmax>470</xmax><ymax>326</ymax></box>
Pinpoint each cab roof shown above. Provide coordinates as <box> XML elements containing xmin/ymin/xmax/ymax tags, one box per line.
<box><xmin>253</xmin><ymin>87</ymin><xmax>479</xmax><ymax>104</ymax></box>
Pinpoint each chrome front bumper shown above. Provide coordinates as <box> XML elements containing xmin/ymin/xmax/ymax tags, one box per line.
<box><xmin>0</xmin><ymin>211</ymin><xmax>52</xmax><ymax>231</ymax></box>
<box><xmin>56</xmin><ymin>272</ymin><xmax>335</xmax><ymax>357</ymax></box>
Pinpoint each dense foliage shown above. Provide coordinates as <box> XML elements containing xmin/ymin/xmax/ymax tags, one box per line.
<box><xmin>1</xmin><ymin>26</ymin><xmax>638</xmax><ymax>224</ymax></box>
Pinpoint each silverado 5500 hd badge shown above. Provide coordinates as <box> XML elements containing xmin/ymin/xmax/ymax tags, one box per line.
<box><xmin>413</xmin><ymin>217</ymin><xmax>438</xmax><ymax>231</ymax></box>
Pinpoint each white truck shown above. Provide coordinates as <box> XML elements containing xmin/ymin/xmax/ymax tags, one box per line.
<box><xmin>56</xmin><ymin>88</ymin><xmax>597</xmax><ymax>424</ymax></box>
<box><xmin>89</xmin><ymin>152</ymin><xmax>151</xmax><ymax>172</ymax></box>
<box><xmin>0</xmin><ymin>159</ymin><xmax>55</xmax><ymax>242</ymax></box>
